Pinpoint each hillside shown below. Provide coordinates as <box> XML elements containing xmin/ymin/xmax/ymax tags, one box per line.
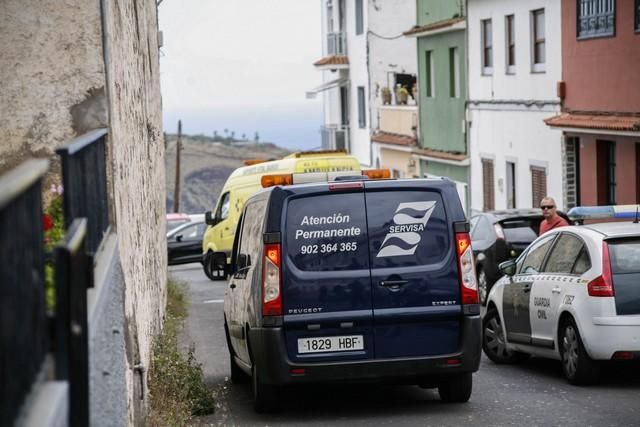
<box><xmin>165</xmin><ymin>134</ymin><xmax>291</xmax><ymax>214</ymax></box>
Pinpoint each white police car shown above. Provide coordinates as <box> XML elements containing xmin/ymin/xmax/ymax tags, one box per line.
<box><xmin>482</xmin><ymin>205</ymin><xmax>640</xmax><ymax>385</ymax></box>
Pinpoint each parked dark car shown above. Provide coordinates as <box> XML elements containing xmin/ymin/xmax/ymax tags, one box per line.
<box><xmin>216</xmin><ymin>176</ymin><xmax>481</xmax><ymax>412</ymax></box>
<box><xmin>167</xmin><ymin>220</ymin><xmax>207</xmax><ymax>265</ymax></box>
<box><xmin>470</xmin><ymin>209</ymin><xmax>570</xmax><ymax>305</ymax></box>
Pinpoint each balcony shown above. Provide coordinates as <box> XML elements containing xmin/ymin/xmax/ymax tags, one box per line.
<box><xmin>378</xmin><ymin>105</ymin><xmax>418</xmax><ymax>138</ymax></box>
<box><xmin>321</xmin><ymin>125</ymin><xmax>349</xmax><ymax>152</ymax></box>
<box><xmin>314</xmin><ymin>32</ymin><xmax>349</xmax><ymax>70</ymax></box>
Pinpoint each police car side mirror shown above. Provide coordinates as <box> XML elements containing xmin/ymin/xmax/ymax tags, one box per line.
<box><xmin>499</xmin><ymin>259</ymin><xmax>517</xmax><ymax>277</ymax></box>
<box><xmin>175</xmin><ymin>234</ymin><xmax>183</xmax><ymax>242</ymax></box>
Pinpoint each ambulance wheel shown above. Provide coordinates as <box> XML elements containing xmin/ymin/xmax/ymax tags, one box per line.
<box><xmin>438</xmin><ymin>373</ymin><xmax>472</xmax><ymax>403</ymax></box>
<box><xmin>560</xmin><ymin>317</ymin><xmax>600</xmax><ymax>385</ymax></box>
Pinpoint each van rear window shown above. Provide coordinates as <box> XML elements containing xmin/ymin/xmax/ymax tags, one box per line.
<box><xmin>285</xmin><ymin>193</ymin><xmax>369</xmax><ymax>271</ymax></box>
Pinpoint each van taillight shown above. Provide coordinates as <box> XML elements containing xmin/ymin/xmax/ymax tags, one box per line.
<box><xmin>456</xmin><ymin>232</ymin><xmax>479</xmax><ymax>305</ymax></box>
<box><xmin>262</xmin><ymin>243</ymin><xmax>283</xmax><ymax>316</ymax></box>
<box><xmin>588</xmin><ymin>242</ymin><xmax>614</xmax><ymax>297</ymax></box>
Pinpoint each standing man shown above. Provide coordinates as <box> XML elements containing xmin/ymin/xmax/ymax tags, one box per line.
<box><xmin>539</xmin><ymin>196</ymin><xmax>568</xmax><ymax>235</ymax></box>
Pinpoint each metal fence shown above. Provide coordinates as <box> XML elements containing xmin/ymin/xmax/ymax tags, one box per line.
<box><xmin>56</xmin><ymin>128</ymin><xmax>109</xmax><ymax>253</ymax></box>
<box><xmin>0</xmin><ymin>159</ymin><xmax>49</xmax><ymax>426</ymax></box>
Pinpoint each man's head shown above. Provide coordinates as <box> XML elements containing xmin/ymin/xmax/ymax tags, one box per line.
<box><xmin>540</xmin><ymin>196</ymin><xmax>557</xmax><ymax>220</ymax></box>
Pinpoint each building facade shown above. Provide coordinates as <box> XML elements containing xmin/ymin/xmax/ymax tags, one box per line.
<box><xmin>467</xmin><ymin>0</ymin><xmax>564</xmax><ymax>213</ymax></box>
<box><xmin>406</xmin><ymin>0</ymin><xmax>470</xmax><ymax>211</ymax></box>
<box><xmin>313</xmin><ymin>0</ymin><xmax>417</xmax><ymax>168</ymax></box>
<box><xmin>546</xmin><ymin>0</ymin><xmax>640</xmax><ymax>207</ymax></box>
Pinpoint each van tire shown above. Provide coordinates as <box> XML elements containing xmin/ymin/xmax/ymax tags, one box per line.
<box><xmin>203</xmin><ymin>251</ymin><xmax>216</xmax><ymax>281</ymax></box>
<box><xmin>560</xmin><ymin>317</ymin><xmax>600</xmax><ymax>385</ymax></box>
<box><xmin>482</xmin><ymin>307</ymin><xmax>530</xmax><ymax>364</ymax></box>
<box><xmin>252</xmin><ymin>364</ymin><xmax>280</xmax><ymax>413</ymax></box>
<box><xmin>438</xmin><ymin>373</ymin><xmax>472</xmax><ymax>403</ymax></box>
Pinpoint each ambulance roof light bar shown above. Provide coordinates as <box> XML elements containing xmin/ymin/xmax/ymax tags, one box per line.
<box><xmin>261</xmin><ymin>169</ymin><xmax>391</xmax><ymax>188</ymax></box>
<box><xmin>567</xmin><ymin>205</ymin><xmax>640</xmax><ymax>222</ymax></box>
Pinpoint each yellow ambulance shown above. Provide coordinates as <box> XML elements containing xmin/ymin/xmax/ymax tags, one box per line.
<box><xmin>201</xmin><ymin>150</ymin><xmax>361</xmax><ymax>280</ymax></box>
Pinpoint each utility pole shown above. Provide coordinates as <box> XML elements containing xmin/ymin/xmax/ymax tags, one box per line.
<box><xmin>173</xmin><ymin>120</ymin><xmax>182</xmax><ymax>213</ymax></box>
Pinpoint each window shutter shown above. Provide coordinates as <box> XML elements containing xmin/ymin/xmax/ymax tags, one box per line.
<box><xmin>531</xmin><ymin>166</ymin><xmax>547</xmax><ymax>207</ymax></box>
<box><xmin>482</xmin><ymin>159</ymin><xmax>495</xmax><ymax>211</ymax></box>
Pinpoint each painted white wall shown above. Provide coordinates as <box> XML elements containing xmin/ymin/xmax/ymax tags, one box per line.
<box><xmin>467</xmin><ymin>0</ymin><xmax>561</xmax><ymax>100</ymax></box>
<box><xmin>469</xmin><ymin>107</ymin><xmax>564</xmax><ymax>211</ymax></box>
<box><xmin>467</xmin><ymin>0</ymin><xmax>563</xmax><ymax>212</ymax></box>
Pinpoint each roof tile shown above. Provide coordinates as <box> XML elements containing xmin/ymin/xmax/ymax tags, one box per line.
<box><xmin>313</xmin><ymin>56</ymin><xmax>349</xmax><ymax>67</ymax></box>
<box><xmin>545</xmin><ymin>112</ymin><xmax>640</xmax><ymax>132</ymax></box>
<box><xmin>403</xmin><ymin>17</ymin><xmax>465</xmax><ymax>37</ymax></box>
<box><xmin>371</xmin><ymin>131</ymin><xmax>416</xmax><ymax>147</ymax></box>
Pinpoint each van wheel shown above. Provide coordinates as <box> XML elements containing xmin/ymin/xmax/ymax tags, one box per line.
<box><xmin>483</xmin><ymin>308</ymin><xmax>529</xmax><ymax>364</ymax></box>
<box><xmin>252</xmin><ymin>364</ymin><xmax>280</xmax><ymax>413</ymax></box>
<box><xmin>438</xmin><ymin>373</ymin><xmax>472</xmax><ymax>403</ymax></box>
<box><xmin>203</xmin><ymin>251</ymin><xmax>216</xmax><ymax>281</ymax></box>
<box><xmin>560</xmin><ymin>318</ymin><xmax>600</xmax><ymax>385</ymax></box>
<box><xmin>477</xmin><ymin>268</ymin><xmax>489</xmax><ymax>306</ymax></box>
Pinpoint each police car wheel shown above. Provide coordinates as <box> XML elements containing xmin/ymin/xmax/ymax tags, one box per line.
<box><xmin>252</xmin><ymin>364</ymin><xmax>280</xmax><ymax>413</ymax></box>
<box><xmin>438</xmin><ymin>373</ymin><xmax>472</xmax><ymax>403</ymax></box>
<box><xmin>482</xmin><ymin>308</ymin><xmax>529</xmax><ymax>364</ymax></box>
<box><xmin>560</xmin><ymin>318</ymin><xmax>600</xmax><ymax>385</ymax></box>
<box><xmin>478</xmin><ymin>269</ymin><xmax>488</xmax><ymax>306</ymax></box>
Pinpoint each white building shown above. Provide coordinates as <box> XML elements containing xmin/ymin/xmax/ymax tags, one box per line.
<box><xmin>467</xmin><ymin>0</ymin><xmax>564</xmax><ymax>212</ymax></box>
<box><xmin>310</xmin><ymin>0</ymin><xmax>416</xmax><ymax>168</ymax></box>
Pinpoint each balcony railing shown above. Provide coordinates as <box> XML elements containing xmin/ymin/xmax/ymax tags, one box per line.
<box><xmin>56</xmin><ymin>128</ymin><xmax>109</xmax><ymax>254</ymax></box>
<box><xmin>321</xmin><ymin>125</ymin><xmax>350</xmax><ymax>152</ymax></box>
<box><xmin>326</xmin><ymin>32</ymin><xmax>347</xmax><ymax>56</ymax></box>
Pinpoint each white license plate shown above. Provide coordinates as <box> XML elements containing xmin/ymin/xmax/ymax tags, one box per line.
<box><xmin>297</xmin><ymin>335</ymin><xmax>364</xmax><ymax>354</ymax></box>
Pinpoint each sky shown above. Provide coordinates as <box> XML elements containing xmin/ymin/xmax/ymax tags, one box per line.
<box><xmin>158</xmin><ymin>0</ymin><xmax>324</xmax><ymax>150</ymax></box>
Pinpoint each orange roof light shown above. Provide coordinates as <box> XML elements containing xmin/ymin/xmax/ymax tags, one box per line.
<box><xmin>362</xmin><ymin>169</ymin><xmax>391</xmax><ymax>180</ymax></box>
<box><xmin>244</xmin><ymin>159</ymin><xmax>267</xmax><ymax>166</ymax></box>
<box><xmin>261</xmin><ymin>174</ymin><xmax>293</xmax><ymax>188</ymax></box>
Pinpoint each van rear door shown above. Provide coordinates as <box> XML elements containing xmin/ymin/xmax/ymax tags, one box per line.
<box><xmin>282</xmin><ymin>187</ymin><xmax>373</xmax><ymax>363</ymax></box>
<box><xmin>364</xmin><ymin>180</ymin><xmax>461</xmax><ymax>358</ymax></box>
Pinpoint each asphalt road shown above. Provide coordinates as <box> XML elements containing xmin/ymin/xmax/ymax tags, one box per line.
<box><xmin>170</xmin><ymin>263</ymin><xmax>640</xmax><ymax>427</ymax></box>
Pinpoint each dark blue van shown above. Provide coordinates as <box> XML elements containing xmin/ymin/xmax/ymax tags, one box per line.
<box><xmin>221</xmin><ymin>177</ymin><xmax>481</xmax><ymax>412</ymax></box>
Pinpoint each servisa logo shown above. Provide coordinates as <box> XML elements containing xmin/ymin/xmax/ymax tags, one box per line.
<box><xmin>376</xmin><ymin>201</ymin><xmax>436</xmax><ymax>258</ymax></box>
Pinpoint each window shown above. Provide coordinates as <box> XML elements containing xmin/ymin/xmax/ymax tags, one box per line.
<box><xmin>357</xmin><ymin>86</ymin><xmax>366</xmax><ymax>128</ymax></box>
<box><xmin>216</xmin><ymin>192</ymin><xmax>231</xmax><ymax>221</ymax></box>
<box><xmin>532</xmin><ymin>9</ymin><xmax>545</xmax><ymax>72</ymax></box>
<box><xmin>597</xmin><ymin>140</ymin><xmax>616</xmax><ymax>205</ymax></box>
<box><xmin>505</xmin><ymin>15</ymin><xmax>515</xmax><ymax>73</ymax></box>
<box><xmin>425</xmin><ymin>51</ymin><xmax>434</xmax><ymax>97</ymax></box>
<box><xmin>520</xmin><ymin>234</ymin><xmax>556</xmax><ymax>274</ymax></box>
<box><xmin>482</xmin><ymin>159</ymin><xmax>495</xmax><ymax>211</ymax></box>
<box><xmin>355</xmin><ymin>0</ymin><xmax>363</xmax><ymax>35</ymax></box>
<box><xmin>449</xmin><ymin>47</ymin><xmax>460</xmax><ymax>98</ymax></box>
<box><xmin>544</xmin><ymin>234</ymin><xmax>586</xmax><ymax>274</ymax></box>
<box><xmin>572</xmin><ymin>247</ymin><xmax>592</xmax><ymax>275</ymax></box>
<box><xmin>506</xmin><ymin>161</ymin><xmax>516</xmax><ymax>209</ymax></box>
<box><xmin>481</xmin><ymin>19</ymin><xmax>493</xmax><ymax>74</ymax></box>
<box><xmin>234</xmin><ymin>199</ymin><xmax>266</xmax><ymax>278</ymax></box>
<box><xmin>636</xmin><ymin>0</ymin><xmax>640</xmax><ymax>32</ymax></box>
<box><xmin>326</xmin><ymin>0</ymin><xmax>334</xmax><ymax>33</ymax></box>
<box><xmin>578</xmin><ymin>0</ymin><xmax>615</xmax><ymax>39</ymax></box>
<box><xmin>531</xmin><ymin>166</ymin><xmax>547</xmax><ymax>207</ymax></box>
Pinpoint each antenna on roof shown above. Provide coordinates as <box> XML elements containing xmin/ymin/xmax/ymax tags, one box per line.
<box><xmin>634</xmin><ymin>205</ymin><xmax>639</xmax><ymax>224</ymax></box>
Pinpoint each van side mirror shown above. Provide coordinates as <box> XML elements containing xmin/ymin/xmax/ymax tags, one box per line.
<box><xmin>205</xmin><ymin>211</ymin><xmax>215</xmax><ymax>226</ymax></box>
<box><xmin>209</xmin><ymin>251</ymin><xmax>228</xmax><ymax>281</ymax></box>
<box><xmin>499</xmin><ymin>259</ymin><xmax>517</xmax><ymax>277</ymax></box>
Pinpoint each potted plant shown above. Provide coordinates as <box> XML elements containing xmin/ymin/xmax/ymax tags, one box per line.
<box><xmin>381</xmin><ymin>87</ymin><xmax>392</xmax><ymax>105</ymax></box>
<box><xmin>396</xmin><ymin>85</ymin><xmax>409</xmax><ymax>105</ymax></box>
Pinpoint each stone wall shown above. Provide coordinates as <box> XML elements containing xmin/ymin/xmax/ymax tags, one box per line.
<box><xmin>101</xmin><ymin>0</ymin><xmax>167</xmax><ymax>423</ymax></box>
<box><xmin>1</xmin><ymin>1</ymin><xmax>166</xmax><ymax>424</ymax></box>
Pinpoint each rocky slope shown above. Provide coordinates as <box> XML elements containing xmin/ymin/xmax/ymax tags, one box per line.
<box><xmin>165</xmin><ymin>135</ymin><xmax>291</xmax><ymax>214</ymax></box>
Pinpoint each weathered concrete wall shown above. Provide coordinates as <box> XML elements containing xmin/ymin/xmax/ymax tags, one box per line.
<box><xmin>0</xmin><ymin>0</ymin><xmax>106</xmax><ymax>176</ymax></box>
<box><xmin>1</xmin><ymin>1</ymin><xmax>166</xmax><ymax>425</ymax></box>
<box><xmin>101</xmin><ymin>0</ymin><xmax>167</xmax><ymax>423</ymax></box>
